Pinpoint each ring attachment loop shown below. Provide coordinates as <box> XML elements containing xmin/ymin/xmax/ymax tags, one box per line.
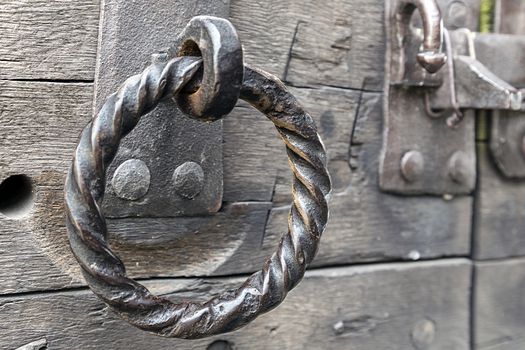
<box><xmin>172</xmin><ymin>16</ymin><xmax>244</xmax><ymax>122</ymax></box>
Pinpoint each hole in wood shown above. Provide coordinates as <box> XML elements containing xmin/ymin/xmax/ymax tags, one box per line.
<box><xmin>207</xmin><ymin>340</ymin><xmax>233</xmax><ymax>350</ymax></box>
<box><xmin>0</xmin><ymin>174</ymin><xmax>34</xmax><ymax>219</ymax></box>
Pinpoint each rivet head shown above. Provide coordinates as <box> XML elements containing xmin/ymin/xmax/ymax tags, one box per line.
<box><xmin>111</xmin><ymin>159</ymin><xmax>151</xmax><ymax>201</ymax></box>
<box><xmin>411</xmin><ymin>319</ymin><xmax>436</xmax><ymax>349</ymax></box>
<box><xmin>448</xmin><ymin>151</ymin><xmax>471</xmax><ymax>184</ymax></box>
<box><xmin>173</xmin><ymin>161</ymin><xmax>205</xmax><ymax>199</ymax></box>
<box><xmin>400</xmin><ymin>151</ymin><xmax>424</xmax><ymax>183</ymax></box>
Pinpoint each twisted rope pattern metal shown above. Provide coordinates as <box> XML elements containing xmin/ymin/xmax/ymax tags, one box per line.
<box><xmin>65</xmin><ymin>55</ymin><xmax>331</xmax><ymax>338</ymax></box>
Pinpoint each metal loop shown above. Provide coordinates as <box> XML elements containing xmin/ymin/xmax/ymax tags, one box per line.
<box><xmin>64</xmin><ymin>35</ymin><xmax>330</xmax><ymax>337</ymax></box>
<box><xmin>423</xmin><ymin>27</ymin><xmax>463</xmax><ymax>127</ymax></box>
<box><xmin>173</xmin><ymin>16</ymin><xmax>244</xmax><ymax>122</ymax></box>
<box><xmin>396</xmin><ymin>0</ymin><xmax>446</xmax><ymax>73</ymax></box>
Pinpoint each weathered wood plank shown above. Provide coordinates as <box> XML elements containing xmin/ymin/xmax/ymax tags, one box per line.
<box><xmin>474</xmin><ymin>258</ymin><xmax>525</xmax><ymax>349</ymax></box>
<box><xmin>0</xmin><ymin>260</ymin><xmax>471</xmax><ymax>350</ymax></box>
<box><xmin>0</xmin><ymin>0</ymin><xmax>99</xmax><ymax>80</ymax></box>
<box><xmin>473</xmin><ymin>144</ymin><xmax>525</xmax><ymax>259</ymax></box>
<box><xmin>230</xmin><ymin>0</ymin><xmax>385</xmax><ymax>91</ymax></box>
<box><xmin>0</xmin><ymin>81</ymin><xmax>93</xmax><ymax>292</ymax></box>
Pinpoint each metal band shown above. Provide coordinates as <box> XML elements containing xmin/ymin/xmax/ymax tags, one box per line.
<box><xmin>64</xmin><ymin>55</ymin><xmax>330</xmax><ymax>337</ymax></box>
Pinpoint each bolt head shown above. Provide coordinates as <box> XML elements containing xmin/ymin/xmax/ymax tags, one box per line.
<box><xmin>446</xmin><ymin>1</ymin><xmax>469</xmax><ymax>29</ymax></box>
<box><xmin>111</xmin><ymin>159</ymin><xmax>151</xmax><ymax>201</ymax></box>
<box><xmin>411</xmin><ymin>319</ymin><xmax>436</xmax><ymax>349</ymax></box>
<box><xmin>448</xmin><ymin>151</ymin><xmax>472</xmax><ymax>184</ymax></box>
<box><xmin>400</xmin><ymin>151</ymin><xmax>424</xmax><ymax>183</ymax></box>
<box><xmin>172</xmin><ymin>161</ymin><xmax>205</xmax><ymax>199</ymax></box>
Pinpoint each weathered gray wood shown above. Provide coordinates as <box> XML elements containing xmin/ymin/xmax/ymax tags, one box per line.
<box><xmin>0</xmin><ymin>0</ymin><xmax>99</xmax><ymax>80</ymax></box>
<box><xmin>474</xmin><ymin>258</ymin><xmax>525</xmax><ymax>349</ymax></box>
<box><xmin>496</xmin><ymin>0</ymin><xmax>525</xmax><ymax>34</ymax></box>
<box><xmin>230</xmin><ymin>0</ymin><xmax>385</xmax><ymax>91</ymax></box>
<box><xmin>0</xmin><ymin>81</ymin><xmax>93</xmax><ymax>292</ymax></box>
<box><xmin>473</xmin><ymin>144</ymin><xmax>525</xmax><ymax>259</ymax></box>
<box><xmin>107</xmin><ymin>202</ymin><xmax>272</xmax><ymax>277</ymax></box>
<box><xmin>0</xmin><ymin>260</ymin><xmax>471</xmax><ymax>350</ymax></box>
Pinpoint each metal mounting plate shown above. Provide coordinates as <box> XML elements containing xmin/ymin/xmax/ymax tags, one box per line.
<box><xmin>380</xmin><ymin>0</ymin><xmax>479</xmax><ymax>195</ymax></box>
<box><xmin>95</xmin><ymin>1</ymin><xmax>230</xmax><ymax>218</ymax></box>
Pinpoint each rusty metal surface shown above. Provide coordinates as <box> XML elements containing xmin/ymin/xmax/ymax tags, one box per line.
<box><xmin>380</xmin><ymin>0</ymin><xmax>478</xmax><ymax>195</ymax></box>
<box><xmin>64</xmin><ymin>17</ymin><xmax>331</xmax><ymax>338</ymax></box>
<box><xmin>96</xmin><ymin>0</ymin><xmax>230</xmax><ymax>218</ymax></box>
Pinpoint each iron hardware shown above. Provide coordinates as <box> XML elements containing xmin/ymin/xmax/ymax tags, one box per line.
<box><xmin>64</xmin><ymin>16</ymin><xmax>331</xmax><ymax>338</ymax></box>
<box><xmin>95</xmin><ymin>1</ymin><xmax>228</xmax><ymax>218</ymax></box>
<box><xmin>381</xmin><ymin>0</ymin><xmax>525</xmax><ymax>195</ymax></box>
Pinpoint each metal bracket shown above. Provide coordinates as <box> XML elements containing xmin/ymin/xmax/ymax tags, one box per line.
<box><xmin>489</xmin><ymin>0</ymin><xmax>525</xmax><ymax>178</ymax></box>
<box><xmin>95</xmin><ymin>1</ymin><xmax>231</xmax><ymax>217</ymax></box>
<box><xmin>382</xmin><ymin>0</ymin><xmax>525</xmax><ymax>195</ymax></box>
<box><xmin>427</xmin><ymin>31</ymin><xmax>525</xmax><ymax>179</ymax></box>
<box><xmin>381</xmin><ymin>0</ymin><xmax>478</xmax><ymax>195</ymax></box>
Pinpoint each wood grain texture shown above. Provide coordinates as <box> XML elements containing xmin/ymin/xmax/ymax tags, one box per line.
<box><xmin>230</xmin><ymin>0</ymin><xmax>385</xmax><ymax>91</ymax></box>
<box><xmin>0</xmin><ymin>259</ymin><xmax>471</xmax><ymax>350</ymax></box>
<box><xmin>473</xmin><ymin>144</ymin><xmax>525</xmax><ymax>259</ymax></box>
<box><xmin>0</xmin><ymin>81</ymin><xmax>93</xmax><ymax>293</ymax></box>
<box><xmin>474</xmin><ymin>258</ymin><xmax>525</xmax><ymax>350</ymax></box>
<box><xmin>0</xmin><ymin>0</ymin><xmax>99</xmax><ymax>80</ymax></box>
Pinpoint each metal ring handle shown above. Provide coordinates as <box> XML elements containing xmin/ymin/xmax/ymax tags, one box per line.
<box><xmin>65</xmin><ymin>18</ymin><xmax>331</xmax><ymax>339</ymax></box>
<box><xmin>173</xmin><ymin>16</ymin><xmax>244</xmax><ymax>121</ymax></box>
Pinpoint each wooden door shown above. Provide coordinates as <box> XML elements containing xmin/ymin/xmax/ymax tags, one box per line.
<box><xmin>0</xmin><ymin>0</ymin><xmax>521</xmax><ymax>349</ymax></box>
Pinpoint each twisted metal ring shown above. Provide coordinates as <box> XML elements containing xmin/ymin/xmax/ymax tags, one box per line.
<box><xmin>65</xmin><ymin>20</ymin><xmax>330</xmax><ymax>339</ymax></box>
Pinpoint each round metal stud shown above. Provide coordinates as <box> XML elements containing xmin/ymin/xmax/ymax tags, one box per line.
<box><xmin>411</xmin><ymin>319</ymin><xmax>436</xmax><ymax>349</ymax></box>
<box><xmin>172</xmin><ymin>161</ymin><xmax>205</xmax><ymax>199</ymax></box>
<box><xmin>400</xmin><ymin>150</ymin><xmax>425</xmax><ymax>183</ymax></box>
<box><xmin>111</xmin><ymin>159</ymin><xmax>151</xmax><ymax>201</ymax></box>
<box><xmin>447</xmin><ymin>151</ymin><xmax>472</xmax><ymax>184</ymax></box>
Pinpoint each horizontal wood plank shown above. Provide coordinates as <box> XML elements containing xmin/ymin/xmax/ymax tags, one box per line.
<box><xmin>474</xmin><ymin>258</ymin><xmax>525</xmax><ymax>349</ymax></box>
<box><xmin>230</xmin><ymin>0</ymin><xmax>385</xmax><ymax>91</ymax></box>
<box><xmin>473</xmin><ymin>144</ymin><xmax>525</xmax><ymax>259</ymax></box>
<box><xmin>0</xmin><ymin>260</ymin><xmax>471</xmax><ymax>350</ymax></box>
<box><xmin>0</xmin><ymin>0</ymin><xmax>99</xmax><ymax>80</ymax></box>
